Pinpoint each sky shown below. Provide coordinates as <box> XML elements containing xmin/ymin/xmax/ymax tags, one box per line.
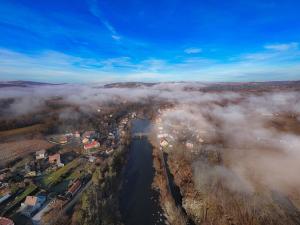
<box><xmin>0</xmin><ymin>0</ymin><xmax>300</xmax><ymax>83</ymax></box>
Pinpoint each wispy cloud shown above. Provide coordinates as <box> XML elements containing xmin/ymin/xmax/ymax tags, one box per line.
<box><xmin>184</xmin><ymin>47</ymin><xmax>202</xmax><ymax>54</ymax></box>
<box><xmin>238</xmin><ymin>42</ymin><xmax>300</xmax><ymax>63</ymax></box>
<box><xmin>264</xmin><ymin>42</ymin><xmax>298</xmax><ymax>51</ymax></box>
<box><xmin>1</xmin><ymin>40</ymin><xmax>300</xmax><ymax>83</ymax></box>
<box><xmin>87</xmin><ymin>0</ymin><xmax>121</xmax><ymax>41</ymax></box>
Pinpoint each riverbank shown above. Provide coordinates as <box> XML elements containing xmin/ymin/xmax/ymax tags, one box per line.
<box><xmin>151</xmin><ymin>144</ymin><xmax>189</xmax><ymax>225</ymax></box>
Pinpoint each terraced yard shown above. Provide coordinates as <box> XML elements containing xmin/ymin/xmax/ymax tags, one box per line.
<box><xmin>1</xmin><ymin>184</ymin><xmax>38</xmax><ymax>216</ymax></box>
<box><xmin>41</xmin><ymin>159</ymin><xmax>80</xmax><ymax>188</ymax></box>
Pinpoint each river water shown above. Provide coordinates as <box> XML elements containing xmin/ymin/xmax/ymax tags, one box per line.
<box><xmin>120</xmin><ymin>119</ymin><xmax>166</xmax><ymax>225</ymax></box>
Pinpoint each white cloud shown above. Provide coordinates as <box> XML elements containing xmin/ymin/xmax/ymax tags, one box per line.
<box><xmin>184</xmin><ymin>47</ymin><xmax>202</xmax><ymax>54</ymax></box>
<box><xmin>1</xmin><ymin>39</ymin><xmax>300</xmax><ymax>83</ymax></box>
<box><xmin>112</xmin><ymin>35</ymin><xmax>121</xmax><ymax>40</ymax></box>
<box><xmin>87</xmin><ymin>0</ymin><xmax>121</xmax><ymax>41</ymax></box>
<box><xmin>264</xmin><ymin>42</ymin><xmax>298</xmax><ymax>51</ymax></box>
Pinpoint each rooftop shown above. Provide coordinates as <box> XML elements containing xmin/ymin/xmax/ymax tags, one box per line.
<box><xmin>24</xmin><ymin>196</ymin><xmax>38</xmax><ymax>206</ymax></box>
<box><xmin>49</xmin><ymin>154</ymin><xmax>61</xmax><ymax>163</ymax></box>
<box><xmin>36</xmin><ymin>149</ymin><xmax>46</xmax><ymax>155</ymax></box>
<box><xmin>0</xmin><ymin>217</ymin><xmax>14</xmax><ymax>225</ymax></box>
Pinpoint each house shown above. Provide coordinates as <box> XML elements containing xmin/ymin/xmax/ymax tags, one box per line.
<box><xmin>82</xmin><ymin>131</ymin><xmax>95</xmax><ymax>139</ymax></box>
<box><xmin>59</xmin><ymin>136</ymin><xmax>68</xmax><ymax>144</ymax></box>
<box><xmin>49</xmin><ymin>154</ymin><xmax>60</xmax><ymax>164</ymax></box>
<box><xmin>0</xmin><ymin>217</ymin><xmax>14</xmax><ymax>225</ymax></box>
<box><xmin>35</xmin><ymin>150</ymin><xmax>46</xmax><ymax>160</ymax></box>
<box><xmin>121</xmin><ymin>118</ymin><xmax>128</xmax><ymax>125</ymax></box>
<box><xmin>74</xmin><ymin>131</ymin><xmax>80</xmax><ymax>138</ymax></box>
<box><xmin>88</xmin><ymin>156</ymin><xmax>96</xmax><ymax>163</ymax></box>
<box><xmin>198</xmin><ymin>138</ymin><xmax>204</xmax><ymax>143</ymax></box>
<box><xmin>108</xmin><ymin>132</ymin><xmax>115</xmax><ymax>140</ymax></box>
<box><xmin>0</xmin><ymin>182</ymin><xmax>8</xmax><ymax>189</ymax></box>
<box><xmin>82</xmin><ymin>137</ymin><xmax>89</xmax><ymax>144</ymax></box>
<box><xmin>48</xmin><ymin>154</ymin><xmax>64</xmax><ymax>167</ymax></box>
<box><xmin>20</xmin><ymin>195</ymin><xmax>46</xmax><ymax>217</ymax></box>
<box><xmin>160</xmin><ymin>139</ymin><xmax>169</xmax><ymax>148</ymax></box>
<box><xmin>0</xmin><ymin>186</ymin><xmax>11</xmax><ymax>204</ymax></box>
<box><xmin>105</xmin><ymin>149</ymin><xmax>114</xmax><ymax>155</ymax></box>
<box><xmin>186</xmin><ymin>142</ymin><xmax>194</xmax><ymax>149</ymax></box>
<box><xmin>25</xmin><ymin>171</ymin><xmax>37</xmax><ymax>178</ymax></box>
<box><xmin>84</xmin><ymin>141</ymin><xmax>100</xmax><ymax>150</ymax></box>
<box><xmin>0</xmin><ymin>169</ymin><xmax>8</xmax><ymax>181</ymax></box>
<box><xmin>131</xmin><ymin>112</ymin><xmax>137</xmax><ymax>118</ymax></box>
<box><xmin>66</xmin><ymin>180</ymin><xmax>81</xmax><ymax>198</ymax></box>
<box><xmin>65</xmin><ymin>133</ymin><xmax>73</xmax><ymax>137</ymax></box>
<box><xmin>157</xmin><ymin>133</ymin><xmax>168</xmax><ymax>139</ymax></box>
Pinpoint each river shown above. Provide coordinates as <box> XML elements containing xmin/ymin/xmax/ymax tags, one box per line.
<box><xmin>120</xmin><ymin>119</ymin><xmax>166</xmax><ymax>225</ymax></box>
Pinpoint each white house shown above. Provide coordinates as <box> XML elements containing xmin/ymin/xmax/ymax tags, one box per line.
<box><xmin>20</xmin><ymin>195</ymin><xmax>46</xmax><ymax>217</ymax></box>
<box><xmin>35</xmin><ymin>150</ymin><xmax>46</xmax><ymax>160</ymax></box>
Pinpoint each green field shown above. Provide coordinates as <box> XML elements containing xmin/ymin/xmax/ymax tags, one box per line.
<box><xmin>42</xmin><ymin>159</ymin><xmax>80</xmax><ymax>187</ymax></box>
<box><xmin>12</xmin><ymin>184</ymin><xmax>37</xmax><ymax>204</ymax></box>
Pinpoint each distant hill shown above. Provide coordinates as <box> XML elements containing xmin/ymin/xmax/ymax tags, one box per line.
<box><xmin>104</xmin><ymin>82</ymin><xmax>157</xmax><ymax>88</ymax></box>
<box><xmin>199</xmin><ymin>80</ymin><xmax>300</xmax><ymax>92</ymax></box>
<box><xmin>103</xmin><ymin>80</ymin><xmax>300</xmax><ymax>92</ymax></box>
<box><xmin>0</xmin><ymin>80</ymin><xmax>63</xmax><ymax>88</ymax></box>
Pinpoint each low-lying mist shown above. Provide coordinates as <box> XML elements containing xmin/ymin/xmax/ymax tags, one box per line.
<box><xmin>1</xmin><ymin>82</ymin><xmax>300</xmax><ymax>200</ymax></box>
<box><xmin>157</xmin><ymin>89</ymin><xmax>300</xmax><ymax>202</ymax></box>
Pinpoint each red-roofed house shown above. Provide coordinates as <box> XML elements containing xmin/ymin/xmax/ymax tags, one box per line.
<box><xmin>49</xmin><ymin>154</ymin><xmax>61</xmax><ymax>164</ymax></box>
<box><xmin>20</xmin><ymin>195</ymin><xmax>46</xmax><ymax>217</ymax></box>
<box><xmin>84</xmin><ymin>141</ymin><xmax>100</xmax><ymax>150</ymax></box>
<box><xmin>24</xmin><ymin>196</ymin><xmax>38</xmax><ymax>206</ymax></box>
<box><xmin>66</xmin><ymin>180</ymin><xmax>81</xmax><ymax>198</ymax></box>
<box><xmin>0</xmin><ymin>217</ymin><xmax>14</xmax><ymax>225</ymax></box>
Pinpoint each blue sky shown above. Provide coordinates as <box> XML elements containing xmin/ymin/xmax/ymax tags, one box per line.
<box><xmin>0</xmin><ymin>0</ymin><xmax>300</xmax><ymax>82</ymax></box>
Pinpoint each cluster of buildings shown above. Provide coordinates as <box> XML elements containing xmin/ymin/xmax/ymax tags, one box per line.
<box><xmin>155</xmin><ymin>109</ymin><xmax>206</xmax><ymax>154</ymax></box>
<box><xmin>155</xmin><ymin>111</ymin><xmax>175</xmax><ymax>150</ymax></box>
<box><xmin>47</xmin><ymin>130</ymin><xmax>82</xmax><ymax>145</ymax></box>
<box><xmin>0</xmin><ymin>113</ymin><xmax>132</xmax><ymax>225</ymax></box>
<box><xmin>81</xmin><ymin>131</ymin><xmax>100</xmax><ymax>153</ymax></box>
<box><xmin>23</xmin><ymin>149</ymin><xmax>69</xmax><ymax>182</ymax></box>
<box><xmin>26</xmin><ymin>150</ymin><xmax>65</xmax><ymax>177</ymax></box>
<box><xmin>17</xmin><ymin>177</ymin><xmax>84</xmax><ymax>225</ymax></box>
<box><xmin>31</xmin><ymin>178</ymin><xmax>84</xmax><ymax>225</ymax></box>
<box><xmin>47</xmin><ymin>134</ymin><xmax>69</xmax><ymax>145</ymax></box>
<box><xmin>0</xmin><ymin>149</ymin><xmax>70</xmax><ymax>225</ymax></box>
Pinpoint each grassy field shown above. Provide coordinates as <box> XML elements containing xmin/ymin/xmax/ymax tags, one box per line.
<box><xmin>0</xmin><ymin>124</ymin><xmax>45</xmax><ymax>138</ymax></box>
<box><xmin>42</xmin><ymin>159</ymin><xmax>80</xmax><ymax>187</ymax></box>
<box><xmin>0</xmin><ymin>139</ymin><xmax>53</xmax><ymax>166</ymax></box>
<box><xmin>12</xmin><ymin>184</ymin><xmax>37</xmax><ymax>205</ymax></box>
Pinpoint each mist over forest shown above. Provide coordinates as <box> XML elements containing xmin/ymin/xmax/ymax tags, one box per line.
<box><xmin>1</xmin><ymin>81</ymin><xmax>300</xmax><ymax>225</ymax></box>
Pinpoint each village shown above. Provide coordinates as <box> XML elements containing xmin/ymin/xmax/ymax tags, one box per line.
<box><xmin>0</xmin><ymin>111</ymin><xmax>133</xmax><ymax>225</ymax></box>
<box><xmin>154</xmin><ymin>108</ymin><xmax>207</xmax><ymax>155</ymax></box>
